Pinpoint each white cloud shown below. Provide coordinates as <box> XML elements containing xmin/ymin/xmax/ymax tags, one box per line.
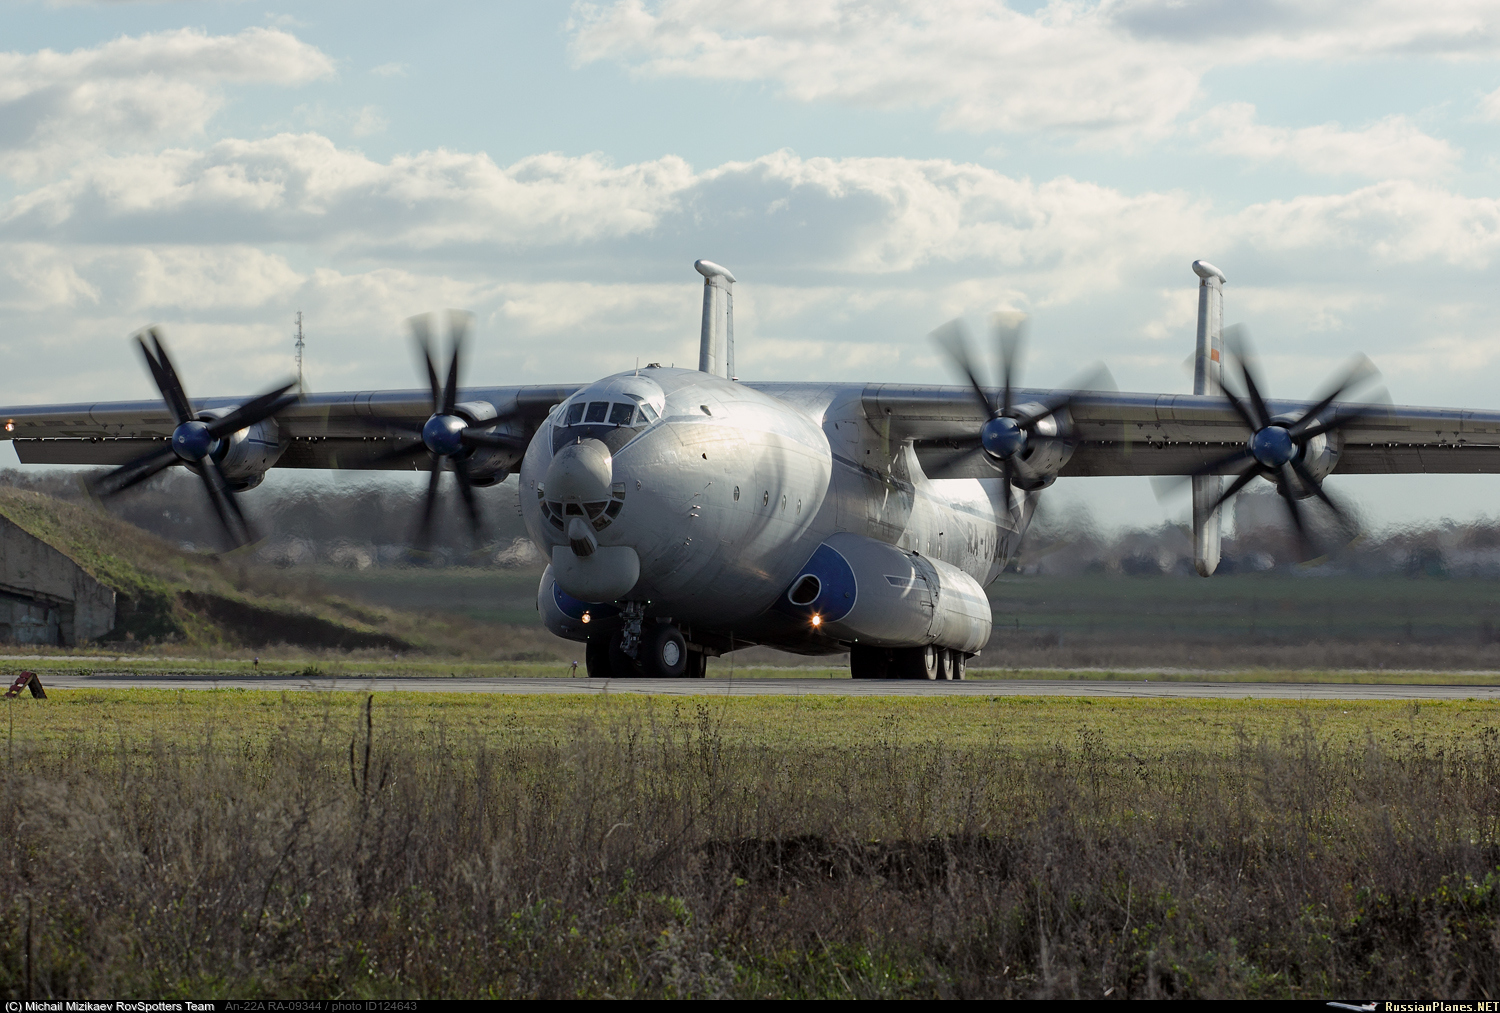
<box><xmin>4</xmin><ymin>117</ymin><xmax>1500</xmax><ymax>403</ymax></box>
<box><xmin>1232</xmin><ymin>180</ymin><xmax>1500</xmax><ymax>265</ymax></box>
<box><xmin>568</xmin><ymin>1</ymin><xmax>1500</xmax><ymax>143</ymax></box>
<box><xmin>1199</xmin><ymin>103</ymin><xmax>1460</xmax><ymax>178</ymax></box>
<box><xmin>1480</xmin><ymin>84</ymin><xmax>1500</xmax><ymax>120</ymax></box>
<box><xmin>1</xmin><ymin>141</ymin><xmax>1208</xmax><ymax>297</ymax></box>
<box><xmin>350</xmin><ymin>105</ymin><xmax>389</xmax><ymax>137</ymax></box>
<box><xmin>569</xmin><ymin>0</ymin><xmax>1200</xmax><ymax>142</ymax></box>
<box><xmin>0</xmin><ymin>28</ymin><xmax>335</xmax><ymax>180</ymax></box>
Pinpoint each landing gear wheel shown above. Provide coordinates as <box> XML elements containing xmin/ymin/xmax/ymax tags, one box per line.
<box><xmin>850</xmin><ymin>645</ymin><xmax>891</xmax><ymax>679</ymax></box>
<box><xmin>936</xmin><ymin>648</ymin><xmax>954</xmax><ymax>680</ymax></box>
<box><xmin>608</xmin><ymin>631</ymin><xmax>640</xmax><ymax>677</ymax></box>
<box><xmin>952</xmin><ymin>651</ymin><xmax>967</xmax><ymax>680</ymax></box>
<box><xmin>640</xmin><ymin>623</ymin><xmax>688</xmax><ymax>678</ymax></box>
<box><xmin>585</xmin><ymin>634</ymin><xmax>613</xmax><ymax>678</ymax></box>
<box><xmin>892</xmin><ymin>645</ymin><xmax>939</xmax><ymax>680</ymax></box>
<box><xmin>588</xmin><ymin>630</ymin><xmax>640</xmax><ymax>677</ymax></box>
<box><xmin>684</xmin><ymin>649</ymin><xmax>707</xmax><ymax>678</ymax></box>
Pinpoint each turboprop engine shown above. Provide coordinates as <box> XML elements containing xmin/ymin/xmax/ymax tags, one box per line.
<box><xmin>194</xmin><ymin>408</ymin><xmax>284</xmax><ymax>491</ymax></box>
<box><xmin>776</xmin><ymin>532</ymin><xmax>991</xmax><ymax>655</ymax></box>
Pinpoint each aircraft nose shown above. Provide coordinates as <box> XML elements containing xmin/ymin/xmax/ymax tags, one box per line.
<box><xmin>544</xmin><ymin>438</ymin><xmax>613</xmax><ymax>504</ymax></box>
<box><xmin>542</xmin><ymin>437</ymin><xmax>640</xmax><ymax>602</ymax></box>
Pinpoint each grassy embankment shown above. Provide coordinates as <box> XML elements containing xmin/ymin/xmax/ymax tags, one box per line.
<box><xmin>2</xmin><ymin>689</ymin><xmax>1497</xmax><ymax>998</ymax></box>
<box><xmin>0</xmin><ymin>488</ymin><xmax>569</xmax><ymax>661</ymax></box>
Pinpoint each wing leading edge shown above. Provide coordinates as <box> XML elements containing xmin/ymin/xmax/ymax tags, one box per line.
<box><xmin>861</xmin><ymin>385</ymin><xmax>1500</xmax><ymax>479</ymax></box>
<box><xmin>1</xmin><ymin>385</ymin><xmax>582</xmax><ymax>470</ymax></box>
<box><xmin>5</xmin><ymin>381</ymin><xmax>1499</xmax><ymax>478</ymax></box>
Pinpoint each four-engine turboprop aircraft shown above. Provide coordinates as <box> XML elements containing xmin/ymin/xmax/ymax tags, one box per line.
<box><xmin>5</xmin><ymin>259</ymin><xmax>1500</xmax><ymax>679</ymax></box>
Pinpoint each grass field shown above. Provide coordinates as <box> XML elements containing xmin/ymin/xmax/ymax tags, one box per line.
<box><xmin>2</xmin><ymin>688</ymin><xmax>1497</xmax><ymax>999</ymax></box>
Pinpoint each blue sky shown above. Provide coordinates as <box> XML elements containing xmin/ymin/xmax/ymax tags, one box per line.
<box><xmin>4</xmin><ymin>1</ymin><xmax>1500</xmax><ymax>530</ymax></box>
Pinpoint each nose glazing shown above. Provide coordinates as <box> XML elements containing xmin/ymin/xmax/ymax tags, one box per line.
<box><xmin>545</xmin><ymin>438</ymin><xmax>614</xmax><ymax>505</ymax></box>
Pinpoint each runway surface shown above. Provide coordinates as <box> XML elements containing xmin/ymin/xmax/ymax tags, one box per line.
<box><xmin>36</xmin><ymin>673</ymin><xmax>1500</xmax><ymax>700</ymax></box>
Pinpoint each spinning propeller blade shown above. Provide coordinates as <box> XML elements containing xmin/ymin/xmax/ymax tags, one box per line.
<box><xmin>89</xmin><ymin>329</ymin><xmax>299</xmax><ymax>550</ymax></box>
<box><xmin>353</xmin><ymin>311</ymin><xmax>529</xmax><ymax>553</ymax></box>
<box><xmin>933</xmin><ymin>313</ymin><xmax>1112</xmax><ymax>519</ymax></box>
<box><xmin>1184</xmin><ymin>326</ymin><xmax>1377</xmax><ymax>561</ymax></box>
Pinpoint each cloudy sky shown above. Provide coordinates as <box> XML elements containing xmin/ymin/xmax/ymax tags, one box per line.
<box><xmin>5</xmin><ymin>0</ymin><xmax>1500</xmax><ymax>529</ymax></box>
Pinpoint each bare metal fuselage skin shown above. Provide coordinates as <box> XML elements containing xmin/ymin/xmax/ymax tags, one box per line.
<box><xmin>520</xmin><ymin>367</ymin><xmax>1028</xmax><ymax>654</ymax></box>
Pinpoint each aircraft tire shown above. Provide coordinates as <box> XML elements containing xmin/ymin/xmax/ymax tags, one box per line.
<box><xmin>640</xmin><ymin>623</ymin><xmax>689</xmax><ymax>678</ymax></box>
<box><xmin>684</xmin><ymin>649</ymin><xmax>707</xmax><ymax>678</ymax></box>
<box><xmin>585</xmin><ymin>635</ymin><xmax>613</xmax><ymax>678</ymax></box>
<box><xmin>952</xmin><ymin>651</ymin><xmax>967</xmax><ymax>680</ymax></box>
<box><xmin>608</xmin><ymin>632</ymin><xmax>641</xmax><ymax>677</ymax></box>
<box><xmin>936</xmin><ymin>649</ymin><xmax>954</xmax><ymax>680</ymax></box>
<box><xmin>891</xmin><ymin>645</ymin><xmax>939</xmax><ymax>680</ymax></box>
<box><xmin>849</xmin><ymin>645</ymin><xmax>891</xmax><ymax>679</ymax></box>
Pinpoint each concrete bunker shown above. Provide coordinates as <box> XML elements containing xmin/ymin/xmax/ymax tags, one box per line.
<box><xmin>0</xmin><ymin>513</ymin><xmax>115</xmax><ymax>646</ymax></box>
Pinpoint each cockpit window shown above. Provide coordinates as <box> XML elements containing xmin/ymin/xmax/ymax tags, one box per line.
<box><xmin>555</xmin><ymin>396</ymin><xmax>657</xmax><ymax>434</ymax></box>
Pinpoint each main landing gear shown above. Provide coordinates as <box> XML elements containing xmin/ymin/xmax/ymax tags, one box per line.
<box><xmin>850</xmin><ymin>644</ymin><xmax>968</xmax><ymax>680</ymax></box>
<box><xmin>585</xmin><ymin>623</ymin><xmax>708</xmax><ymax>678</ymax></box>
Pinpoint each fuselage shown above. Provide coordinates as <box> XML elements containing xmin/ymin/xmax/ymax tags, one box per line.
<box><xmin>519</xmin><ymin>366</ymin><xmax>1029</xmax><ymax>654</ymax></box>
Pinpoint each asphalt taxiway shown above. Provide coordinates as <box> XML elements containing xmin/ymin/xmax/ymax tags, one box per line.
<box><xmin>34</xmin><ymin>673</ymin><xmax>1500</xmax><ymax>700</ymax></box>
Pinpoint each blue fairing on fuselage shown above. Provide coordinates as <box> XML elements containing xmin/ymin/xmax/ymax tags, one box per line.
<box><xmin>552</xmin><ymin>581</ymin><xmax>621</xmax><ymax>619</ymax></box>
<box><xmin>774</xmin><ymin>542</ymin><xmax>857</xmax><ymax>622</ymax></box>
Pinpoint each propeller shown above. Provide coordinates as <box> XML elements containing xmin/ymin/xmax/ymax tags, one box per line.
<box><xmin>89</xmin><ymin>328</ymin><xmax>298</xmax><ymax>549</ymax></box>
<box><xmin>1181</xmin><ymin>325</ymin><xmax>1383</xmax><ymax>558</ymax></box>
<box><xmin>357</xmin><ymin>312</ymin><xmax>527</xmax><ymax>551</ymax></box>
<box><xmin>933</xmin><ymin>312</ymin><xmax>1110</xmax><ymax>514</ymax></box>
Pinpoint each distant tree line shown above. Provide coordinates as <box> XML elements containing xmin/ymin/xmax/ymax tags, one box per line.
<box><xmin>1020</xmin><ymin>490</ymin><xmax>1500</xmax><ymax>578</ymax></box>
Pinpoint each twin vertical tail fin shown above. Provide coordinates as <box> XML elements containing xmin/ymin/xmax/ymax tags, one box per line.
<box><xmin>1191</xmin><ymin>260</ymin><xmax>1227</xmax><ymax>577</ymax></box>
<box><xmin>695</xmin><ymin>260</ymin><xmax>736</xmax><ymax>378</ymax></box>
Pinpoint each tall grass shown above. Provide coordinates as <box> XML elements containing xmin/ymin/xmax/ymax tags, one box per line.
<box><xmin>2</xmin><ymin>696</ymin><xmax>1497</xmax><ymax>998</ymax></box>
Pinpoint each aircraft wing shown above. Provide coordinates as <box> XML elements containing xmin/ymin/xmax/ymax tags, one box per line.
<box><xmin>860</xmin><ymin>385</ymin><xmax>1500</xmax><ymax>478</ymax></box>
<box><xmin>0</xmin><ymin>385</ymin><xmax>581</xmax><ymax>470</ymax></box>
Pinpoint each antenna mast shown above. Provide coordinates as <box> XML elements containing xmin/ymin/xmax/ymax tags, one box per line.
<box><xmin>293</xmin><ymin>311</ymin><xmax>306</xmax><ymax>393</ymax></box>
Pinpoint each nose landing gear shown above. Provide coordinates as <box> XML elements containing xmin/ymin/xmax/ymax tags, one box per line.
<box><xmin>585</xmin><ymin>621</ymin><xmax>701</xmax><ymax>678</ymax></box>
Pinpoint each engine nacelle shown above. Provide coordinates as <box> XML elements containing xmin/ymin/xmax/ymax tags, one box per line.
<box><xmin>197</xmin><ymin>408</ymin><xmax>284</xmax><ymax>491</ymax></box>
<box><xmin>1270</xmin><ymin>413</ymin><xmax>1343</xmax><ymax>495</ymax></box>
<box><xmin>453</xmin><ymin>399</ymin><xmax>526</xmax><ymax>486</ymax></box>
<box><xmin>1011</xmin><ymin>402</ymin><xmax>1075</xmax><ymax>491</ymax></box>
<box><xmin>776</xmin><ymin>532</ymin><xmax>991</xmax><ymax>654</ymax></box>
